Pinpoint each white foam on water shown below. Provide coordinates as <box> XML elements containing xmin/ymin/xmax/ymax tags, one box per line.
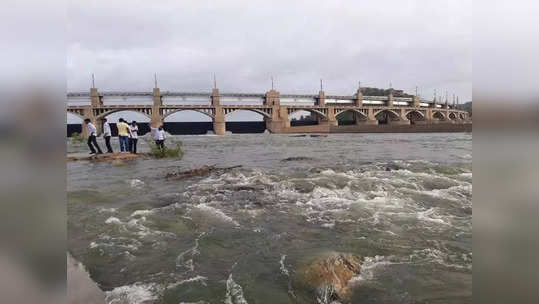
<box><xmin>176</xmin><ymin>232</ymin><xmax>206</xmax><ymax>272</ymax></box>
<box><xmin>279</xmin><ymin>254</ymin><xmax>289</xmax><ymax>276</ymax></box>
<box><xmin>99</xmin><ymin>207</ymin><xmax>117</xmax><ymax>213</ymax></box>
<box><xmin>194</xmin><ymin>203</ymin><xmax>240</xmax><ymax>227</ymax></box>
<box><xmin>224</xmin><ymin>274</ymin><xmax>249</xmax><ymax>304</ymax></box>
<box><xmin>349</xmin><ymin>255</ymin><xmax>393</xmax><ymax>284</ymax></box>
<box><xmin>131</xmin><ymin>209</ymin><xmax>154</xmax><ymax>217</ymax></box>
<box><xmin>168</xmin><ymin>275</ymin><xmax>208</xmax><ymax>289</ymax></box>
<box><xmin>105</xmin><ymin>282</ymin><xmax>161</xmax><ymax>304</ymax></box>
<box><xmin>409</xmin><ymin>248</ymin><xmax>472</xmax><ymax>270</ymax></box>
<box><xmin>321</xmin><ymin>222</ymin><xmax>335</xmax><ymax>229</ymax></box>
<box><xmin>416</xmin><ymin>208</ymin><xmax>450</xmax><ymax>225</ymax></box>
<box><xmin>129</xmin><ymin>179</ymin><xmax>145</xmax><ymax>188</ymax></box>
<box><xmin>105</xmin><ymin>217</ymin><xmax>122</xmax><ymax>225</ymax></box>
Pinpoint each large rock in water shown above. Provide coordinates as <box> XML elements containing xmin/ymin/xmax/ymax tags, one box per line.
<box><xmin>296</xmin><ymin>252</ymin><xmax>361</xmax><ymax>303</ymax></box>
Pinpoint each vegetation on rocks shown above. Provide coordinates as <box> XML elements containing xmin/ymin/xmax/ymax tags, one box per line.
<box><xmin>70</xmin><ymin>132</ymin><xmax>85</xmax><ymax>143</ymax></box>
<box><xmin>145</xmin><ymin>138</ymin><xmax>184</xmax><ymax>159</ymax></box>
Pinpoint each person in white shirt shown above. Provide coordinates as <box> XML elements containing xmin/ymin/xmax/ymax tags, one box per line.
<box><xmin>129</xmin><ymin>121</ymin><xmax>139</xmax><ymax>154</ymax></box>
<box><xmin>150</xmin><ymin>125</ymin><xmax>166</xmax><ymax>150</ymax></box>
<box><xmin>84</xmin><ymin>118</ymin><xmax>103</xmax><ymax>154</ymax></box>
<box><xmin>102</xmin><ymin>118</ymin><xmax>113</xmax><ymax>153</ymax></box>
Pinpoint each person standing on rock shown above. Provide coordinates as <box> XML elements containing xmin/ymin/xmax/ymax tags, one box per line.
<box><xmin>117</xmin><ymin>118</ymin><xmax>130</xmax><ymax>153</ymax></box>
<box><xmin>102</xmin><ymin>118</ymin><xmax>113</xmax><ymax>153</ymax></box>
<box><xmin>150</xmin><ymin>125</ymin><xmax>166</xmax><ymax>150</ymax></box>
<box><xmin>129</xmin><ymin>121</ymin><xmax>139</xmax><ymax>154</ymax></box>
<box><xmin>84</xmin><ymin>119</ymin><xmax>103</xmax><ymax>154</ymax></box>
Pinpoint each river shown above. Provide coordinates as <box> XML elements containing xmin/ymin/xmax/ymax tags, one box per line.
<box><xmin>67</xmin><ymin>132</ymin><xmax>472</xmax><ymax>304</ymax></box>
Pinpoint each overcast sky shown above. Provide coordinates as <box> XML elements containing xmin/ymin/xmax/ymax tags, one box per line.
<box><xmin>67</xmin><ymin>0</ymin><xmax>471</xmax><ymax>102</ymax></box>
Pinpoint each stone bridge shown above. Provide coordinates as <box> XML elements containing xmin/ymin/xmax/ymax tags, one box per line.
<box><xmin>67</xmin><ymin>86</ymin><xmax>470</xmax><ymax>136</ymax></box>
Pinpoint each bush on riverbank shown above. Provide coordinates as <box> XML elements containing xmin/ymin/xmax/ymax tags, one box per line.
<box><xmin>145</xmin><ymin>138</ymin><xmax>184</xmax><ymax>159</ymax></box>
<box><xmin>70</xmin><ymin>132</ymin><xmax>85</xmax><ymax>143</ymax></box>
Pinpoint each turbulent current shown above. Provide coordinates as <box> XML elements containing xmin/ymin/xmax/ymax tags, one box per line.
<box><xmin>67</xmin><ymin>133</ymin><xmax>472</xmax><ymax>303</ymax></box>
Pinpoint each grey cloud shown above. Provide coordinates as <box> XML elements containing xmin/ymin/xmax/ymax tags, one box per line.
<box><xmin>67</xmin><ymin>0</ymin><xmax>472</xmax><ymax>101</ymax></box>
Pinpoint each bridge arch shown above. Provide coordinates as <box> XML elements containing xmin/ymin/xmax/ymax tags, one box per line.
<box><xmin>459</xmin><ymin>112</ymin><xmax>466</xmax><ymax>120</ymax></box>
<box><xmin>448</xmin><ymin>112</ymin><xmax>458</xmax><ymax>120</ymax></box>
<box><xmin>224</xmin><ymin>108</ymin><xmax>272</xmax><ymax>119</ymax></box>
<box><xmin>162</xmin><ymin>109</ymin><xmax>214</xmax><ymax>121</ymax></box>
<box><xmin>335</xmin><ymin>109</ymin><xmax>368</xmax><ymax>119</ymax></box>
<box><xmin>66</xmin><ymin>110</ymin><xmax>85</xmax><ymax>122</ymax></box>
<box><xmin>335</xmin><ymin>109</ymin><xmax>368</xmax><ymax>125</ymax></box>
<box><xmin>288</xmin><ymin>108</ymin><xmax>328</xmax><ymax>126</ymax></box>
<box><xmin>432</xmin><ymin>111</ymin><xmax>446</xmax><ymax>120</ymax></box>
<box><xmin>374</xmin><ymin>109</ymin><xmax>401</xmax><ymax>124</ymax></box>
<box><xmin>288</xmin><ymin>109</ymin><xmax>328</xmax><ymax>119</ymax></box>
<box><xmin>405</xmin><ymin>110</ymin><xmax>425</xmax><ymax>123</ymax></box>
<box><xmin>96</xmin><ymin>109</ymin><xmax>152</xmax><ymax>121</ymax></box>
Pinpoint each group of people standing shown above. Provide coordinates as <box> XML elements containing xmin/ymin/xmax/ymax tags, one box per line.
<box><xmin>83</xmin><ymin>118</ymin><xmax>166</xmax><ymax>155</ymax></box>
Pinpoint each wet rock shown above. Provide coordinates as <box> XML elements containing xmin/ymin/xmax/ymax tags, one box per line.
<box><xmin>296</xmin><ymin>252</ymin><xmax>361</xmax><ymax>302</ymax></box>
<box><xmin>309</xmin><ymin>134</ymin><xmax>328</xmax><ymax>138</ymax></box>
<box><xmin>281</xmin><ymin>156</ymin><xmax>315</xmax><ymax>162</ymax></box>
<box><xmin>166</xmin><ymin>165</ymin><xmax>242</xmax><ymax>180</ymax></box>
<box><xmin>384</xmin><ymin>163</ymin><xmax>401</xmax><ymax>171</ymax></box>
<box><xmin>67</xmin><ymin>152</ymin><xmax>143</xmax><ymax>162</ymax></box>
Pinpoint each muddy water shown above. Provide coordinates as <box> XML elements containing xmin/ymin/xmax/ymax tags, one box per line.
<box><xmin>67</xmin><ymin>133</ymin><xmax>472</xmax><ymax>303</ymax></box>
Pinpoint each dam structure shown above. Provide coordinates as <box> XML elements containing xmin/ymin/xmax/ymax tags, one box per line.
<box><xmin>67</xmin><ymin>84</ymin><xmax>470</xmax><ymax>136</ymax></box>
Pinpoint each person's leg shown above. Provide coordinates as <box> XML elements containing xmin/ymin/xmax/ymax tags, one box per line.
<box><xmin>120</xmin><ymin>136</ymin><xmax>126</xmax><ymax>152</ymax></box>
<box><xmin>132</xmin><ymin>138</ymin><xmax>137</xmax><ymax>154</ymax></box>
<box><xmin>118</xmin><ymin>136</ymin><xmax>123</xmax><ymax>152</ymax></box>
<box><xmin>128</xmin><ymin>138</ymin><xmax>133</xmax><ymax>153</ymax></box>
<box><xmin>91</xmin><ymin>135</ymin><xmax>103</xmax><ymax>154</ymax></box>
<box><xmin>105</xmin><ymin>136</ymin><xmax>113</xmax><ymax>153</ymax></box>
<box><xmin>87</xmin><ymin>136</ymin><xmax>96</xmax><ymax>154</ymax></box>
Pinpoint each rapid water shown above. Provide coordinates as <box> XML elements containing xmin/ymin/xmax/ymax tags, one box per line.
<box><xmin>67</xmin><ymin>133</ymin><xmax>472</xmax><ymax>303</ymax></box>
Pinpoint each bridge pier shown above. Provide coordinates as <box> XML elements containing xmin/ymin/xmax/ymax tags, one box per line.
<box><xmin>213</xmin><ymin>106</ymin><xmax>226</xmax><ymax>135</ymax></box>
<box><xmin>151</xmin><ymin>87</ymin><xmax>163</xmax><ymax>128</ymax></box>
<box><xmin>81</xmin><ymin>106</ymin><xmax>97</xmax><ymax>138</ymax></box>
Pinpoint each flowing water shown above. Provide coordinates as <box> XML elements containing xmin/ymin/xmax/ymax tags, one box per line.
<box><xmin>67</xmin><ymin>133</ymin><xmax>472</xmax><ymax>304</ymax></box>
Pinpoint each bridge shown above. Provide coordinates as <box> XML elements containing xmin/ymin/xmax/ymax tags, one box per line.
<box><xmin>67</xmin><ymin>86</ymin><xmax>470</xmax><ymax>136</ymax></box>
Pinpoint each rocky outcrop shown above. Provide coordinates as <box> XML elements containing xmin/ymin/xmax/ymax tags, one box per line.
<box><xmin>296</xmin><ymin>252</ymin><xmax>361</xmax><ymax>303</ymax></box>
<box><xmin>67</xmin><ymin>153</ymin><xmax>144</xmax><ymax>163</ymax></box>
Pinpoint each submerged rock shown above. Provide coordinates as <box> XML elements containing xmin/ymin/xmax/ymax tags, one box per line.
<box><xmin>296</xmin><ymin>252</ymin><xmax>362</xmax><ymax>302</ymax></box>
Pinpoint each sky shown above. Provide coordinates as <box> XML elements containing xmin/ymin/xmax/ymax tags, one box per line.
<box><xmin>66</xmin><ymin>0</ymin><xmax>472</xmax><ymax>122</ymax></box>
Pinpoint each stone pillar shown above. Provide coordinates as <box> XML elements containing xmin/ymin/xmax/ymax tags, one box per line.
<box><xmin>318</xmin><ymin>90</ymin><xmax>325</xmax><ymax>107</ymax></box>
<box><xmin>413</xmin><ymin>95</ymin><xmax>420</xmax><ymax>107</ymax></box>
<box><xmin>211</xmin><ymin>88</ymin><xmax>220</xmax><ymax>106</ymax></box>
<box><xmin>365</xmin><ymin>108</ymin><xmax>378</xmax><ymax>125</ymax></box>
<box><xmin>265</xmin><ymin>90</ymin><xmax>280</xmax><ymax>106</ymax></box>
<box><xmin>281</xmin><ymin>106</ymin><xmax>291</xmax><ymax>128</ymax></box>
<box><xmin>82</xmin><ymin>106</ymin><xmax>97</xmax><ymax>138</ymax></box>
<box><xmin>90</xmin><ymin>88</ymin><xmax>102</xmax><ymax>107</ymax></box>
<box><xmin>151</xmin><ymin>88</ymin><xmax>163</xmax><ymax>127</ymax></box>
<box><xmin>88</xmin><ymin>88</ymin><xmax>102</xmax><ymax>135</ymax></box>
<box><xmin>387</xmin><ymin>90</ymin><xmax>394</xmax><ymax>107</ymax></box>
<box><xmin>355</xmin><ymin>90</ymin><xmax>363</xmax><ymax>107</ymax></box>
<box><xmin>388</xmin><ymin>108</ymin><xmax>410</xmax><ymax>125</ymax></box>
<box><xmin>327</xmin><ymin>106</ymin><xmax>338</xmax><ymax>126</ymax></box>
<box><xmin>213</xmin><ymin>106</ymin><xmax>226</xmax><ymax>135</ymax></box>
<box><xmin>264</xmin><ymin>90</ymin><xmax>284</xmax><ymax>133</ymax></box>
<box><xmin>266</xmin><ymin>106</ymin><xmax>288</xmax><ymax>133</ymax></box>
